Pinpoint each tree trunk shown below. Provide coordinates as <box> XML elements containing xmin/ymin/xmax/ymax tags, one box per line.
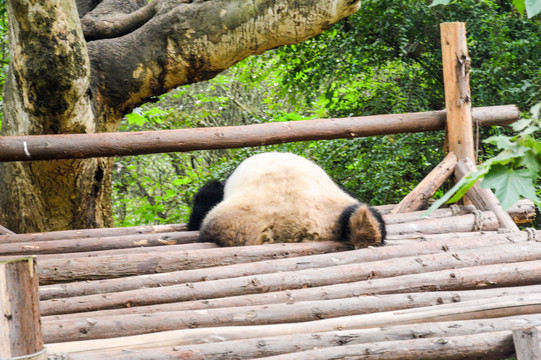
<box><xmin>0</xmin><ymin>0</ymin><xmax>362</xmax><ymax>233</ymax></box>
<box><xmin>0</xmin><ymin>0</ymin><xmax>112</xmax><ymax>232</ymax></box>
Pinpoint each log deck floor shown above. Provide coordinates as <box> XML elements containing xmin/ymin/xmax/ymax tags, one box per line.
<box><xmin>0</xmin><ymin>200</ymin><xmax>538</xmax><ymax>359</ymax></box>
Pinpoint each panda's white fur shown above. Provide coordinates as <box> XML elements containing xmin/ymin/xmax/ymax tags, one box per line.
<box><xmin>198</xmin><ymin>152</ymin><xmax>385</xmax><ymax>247</ymax></box>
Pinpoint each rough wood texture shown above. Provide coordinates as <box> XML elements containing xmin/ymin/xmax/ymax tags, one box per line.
<box><xmin>257</xmin><ymin>331</ymin><xmax>514</xmax><ymax>360</ymax></box>
<box><xmin>455</xmin><ymin>158</ymin><xmax>520</xmax><ymax>231</ymax></box>
<box><xmin>0</xmin><ymin>224</ymin><xmax>186</xmax><ymax>243</ymax></box>
<box><xmin>385</xmin><ymin>199</ymin><xmax>534</xmax><ymax>225</ymax></box>
<box><xmin>0</xmin><ymin>243</ymin><xmax>217</xmax><ymax>262</ymax></box>
<box><xmin>0</xmin><ymin>224</ymin><xmax>15</xmax><ymax>235</ymax></box>
<box><xmin>0</xmin><ymin>231</ymin><xmax>199</xmax><ymax>256</ymax></box>
<box><xmin>513</xmin><ymin>326</ymin><xmax>541</xmax><ymax>360</ymax></box>
<box><xmin>42</xmin><ymin>293</ymin><xmax>541</xmax><ymax>343</ymax></box>
<box><xmin>38</xmin><ymin>229</ymin><xmax>536</xmax><ymax>301</ymax></box>
<box><xmin>47</xmin><ymin>314</ymin><xmax>541</xmax><ymax>359</ymax></box>
<box><xmin>45</xmin><ymin>284</ymin><xmax>541</xmax><ymax>322</ymax></box>
<box><xmin>40</xmin><ymin>240</ymin><xmax>541</xmax><ymax>316</ymax></box>
<box><xmin>35</xmin><ymin>241</ymin><xmax>349</xmax><ymax>284</ymax></box>
<box><xmin>0</xmin><ymin>106</ymin><xmax>518</xmax><ymax>162</ymax></box>
<box><xmin>391</xmin><ymin>152</ymin><xmax>457</xmax><ymax>214</ymax></box>
<box><xmin>386</xmin><ymin>210</ymin><xmax>499</xmax><ymax>234</ymax></box>
<box><xmin>441</xmin><ymin>22</ymin><xmax>475</xmax><ymax>162</ymax></box>
<box><xmin>0</xmin><ymin>257</ymin><xmax>44</xmax><ymax>358</ymax></box>
<box><xmin>44</xmin><ymin>257</ymin><xmax>541</xmax><ymax>326</ymax></box>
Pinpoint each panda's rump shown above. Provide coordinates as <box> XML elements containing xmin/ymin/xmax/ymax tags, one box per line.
<box><xmin>200</xmin><ymin>152</ymin><xmax>360</xmax><ymax>246</ymax></box>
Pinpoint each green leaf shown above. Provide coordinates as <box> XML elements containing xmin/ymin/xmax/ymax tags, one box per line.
<box><xmin>422</xmin><ymin>166</ymin><xmax>487</xmax><ymax>216</ymax></box>
<box><xmin>429</xmin><ymin>0</ymin><xmax>452</xmax><ymax>6</ymax></box>
<box><xmin>508</xmin><ymin>117</ymin><xmax>531</xmax><ymax>132</ymax></box>
<box><xmin>480</xmin><ymin>165</ymin><xmax>540</xmax><ymax>210</ymax></box>
<box><xmin>525</xmin><ymin>0</ymin><xmax>541</xmax><ymax>17</ymax></box>
<box><xmin>531</xmin><ymin>102</ymin><xmax>541</xmax><ymax>119</ymax></box>
<box><xmin>172</xmin><ymin>178</ymin><xmax>192</xmax><ymax>186</ymax></box>
<box><xmin>513</xmin><ymin>0</ymin><xmax>526</xmax><ymax>14</ymax></box>
<box><xmin>164</xmin><ymin>189</ymin><xmax>177</xmax><ymax>200</ymax></box>
<box><xmin>125</xmin><ymin>112</ymin><xmax>147</xmax><ymax>126</ymax></box>
<box><xmin>483</xmin><ymin>135</ymin><xmax>515</xmax><ymax>150</ymax></box>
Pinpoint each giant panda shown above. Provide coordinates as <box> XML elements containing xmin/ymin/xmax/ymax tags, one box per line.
<box><xmin>187</xmin><ymin>152</ymin><xmax>386</xmax><ymax>248</ymax></box>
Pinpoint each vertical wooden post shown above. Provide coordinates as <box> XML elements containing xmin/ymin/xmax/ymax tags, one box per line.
<box><xmin>513</xmin><ymin>326</ymin><xmax>541</xmax><ymax>360</ymax></box>
<box><xmin>0</xmin><ymin>257</ymin><xmax>45</xmax><ymax>359</ymax></box>
<box><xmin>440</xmin><ymin>22</ymin><xmax>475</xmax><ymax>163</ymax></box>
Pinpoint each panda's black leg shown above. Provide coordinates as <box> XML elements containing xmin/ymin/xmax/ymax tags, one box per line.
<box><xmin>187</xmin><ymin>180</ymin><xmax>224</xmax><ymax>231</ymax></box>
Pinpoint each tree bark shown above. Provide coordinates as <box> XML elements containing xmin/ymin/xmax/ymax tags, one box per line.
<box><xmin>39</xmin><ymin>240</ymin><xmax>541</xmax><ymax>315</ymax></box>
<box><xmin>36</xmin><ymin>241</ymin><xmax>348</xmax><ymax>284</ymax></box>
<box><xmin>42</xmin><ymin>293</ymin><xmax>541</xmax><ymax>343</ymax></box>
<box><xmin>513</xmin><ymin>326</ymin><xmax>541</xmax><ymax>360</ymax></box>
<box><xmin>0</xmin><ymin>257</ymin><xmax>44</xmax><ymax>359</ymax></box>
<box><xmin>44</xmin><ymin>313</ymin><xmax>541</xmax><ymax>356</ymax></box>
<box><xmin>0</xmin><ymin>0</ymin><xmax>362</xmax><ymax>233</ymax></box>
<box><xmin>0</xmin><ymin>223</ymin><xmax>186</xmax><ymax>243</ymax></box>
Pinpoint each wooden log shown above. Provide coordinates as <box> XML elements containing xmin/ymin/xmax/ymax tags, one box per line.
<box><xmin>0</xmin><ymin>106</ymin><xmax>519</xmax><ymax>162</ymax></box>
<box><xmin>51</xmin><ymin>314</ymin><xmax>541</xmax><ymax>360</ymax></box>
<box><xmin>0</xmin><ymin>223</ymin><xmax>186</xmax><ymax>244</ymax></box>
<box><xmin>0</xmin><ymin>257</ymin><xmax>45</xmax><ymax>359</ymax></box>
<box><xmin>0</xmin><ymin>231</ymin><xmax>200</xmax><ymax>256</ymax></box>
<box><xmin>65</xmin><ymin>332</ymin><xmax>514</xmax><ymax>360</ymax></box>
<box><xmin>38</xmin><ymin>230</ymin><xmax>536</xmax><ymax>300</ymax></box>
<box><xmin>42</xmin><ymin>293</ymin><xmax>541</xmax><ymax>343</ymax></box>
<box><xmin>0</xmin><ymin>242</ymin><xmax>217</xmax><ymax>262</ymax></box>
<box><xmin>45</xmin><ymin>313</ymin><xmax>541</xmax><ymax>356</ymax></box>
<box><xmin>391</xmin><ymin>152</ymin><xmax>457</xmax><ymax>214</ymax></box>
<box><xmin>455</xmin><ymin>157</ymin><xmax>520</xmax><ymax>231</ymax></box>
<box><xmin>257</xmin><ymin>331</ymin><xmax>514</xmax><ymax>360</ymax></box>
<box><xmin>385</xmin><ymin>198</ymin><xmax>534</xmax><ymax>225</ymax></box>
<box><xmin>46</xmin><ymin>258</ymin><xmax>541</xmax><ymax>320</ymax></box>
<box><xmin>441</xmin><ymin>22</ymin><xmax>475</xmax><ymax>162</ymax></box>
<box><xmin>36</xmin><ymin>241</ymin><xmax>348</xmax><ymax>284</ymax></box>
<box><xmin>0</xmin><ymin>224</ymin><xmax>15</xmax><ymax>235</ymax></box>
<box><xmin>39</xmin><ymin>240</ymin><xmax>541</xmax><ymax>315</ymax></box>
<box><xmin>513</xmin><ymin>326</ymin><xmax>541</xmax><ymax>360</ymax></box>
<box><xmin>385</xmin><ymin>210</ymin><xmax>499</xmax><ymax>235</ymax></box>
<box><xmin>44</xmin><ymin>284</ymin><xmax>541</xmax><ymax>322</ymax></box>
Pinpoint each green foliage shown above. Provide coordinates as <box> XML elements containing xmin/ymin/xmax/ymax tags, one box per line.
<box><xmin>431</xmin><ymin>0</ymin><xmax>541</xmax><ymax>18</ymax></box>
<box><xmin>113</xmin><ymin>0</ymin><xmax>541</xmax><ymax>227</ymax></box>
<box><xmin>425</xmin><ymin>103</ymin><xmax>541</xmax><ymax>214</ymax></box>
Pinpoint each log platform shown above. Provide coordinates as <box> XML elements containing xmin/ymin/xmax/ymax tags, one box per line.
<box><xmin>0</xmin><ymin>199</ymin><xmax>538</xmax><ymax>359</ymax></box>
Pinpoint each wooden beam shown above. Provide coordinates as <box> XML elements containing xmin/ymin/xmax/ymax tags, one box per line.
<box><xmin>44</xmin><ymin>313</ymin><xmax>541</xmax><ymax>356</ymax></box>
<box><xmin>0</xmin><ymin>257</ymin><xmax>45</xmax><ymax>359</ymax></box>
<box><xmin>391</xmin><ymin>152</ymin><xmax>457</xmax><ymax>213</ymax></box>
<box><xmin>38</xmin><ymin>229</ymin><xmax>535</xmax><ymax>302</ymax></box>
<box><xmin>0</xmin><ymin>223</ymin><xmax>186</xmax><ymax>244</ymax></box>
<box><xmin>455</xmin><ymin>158</ymin><xmax>520</xmax><ymax>231</ymax></box>
<box><xmin>34</xmin><ymin>241</ymin><xmax>348</xmax><ymax>284</ymax></box>
<box><xmin>42</xmin><ymin>293</ymin><xmax>541</xmax><ymax>343</ymax></box>
<box><xmin>0</xmin><ymin>224</ymin><xmax>15</xmax><ymax>235</ymax></box>
<box><xmin>40</xmin><ymin>240</ymin><xmax>541</xmax><ymax>316</ymax></box>
<box><xmin>441</xmin><ymin>22</ymin><xmax>475</xmax><ymax>163</ymax></box>
<box><xmin>0</xmin><ymin>231</ymin><xmax>200</xmax><ymax>256</ymax></box>
<box><xmin>513</xmin><ymin>326</ymin><xmax>541</xmax><ymax>360</ymax></box>
<box><xmin>0</xmin><ymin>105</ymin><xmax>518</xmax><ymax>162</ymax></box>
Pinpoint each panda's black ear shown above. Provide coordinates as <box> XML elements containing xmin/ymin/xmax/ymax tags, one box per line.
<box><xmin>348</xmin><ymin>204</ymin><xmax>386</xmax><ymax>248</ymax></box>
<box><xmin>187</xmin><ymin>180</ymin><xmax>224</xmax><ymax>231</ymax></box>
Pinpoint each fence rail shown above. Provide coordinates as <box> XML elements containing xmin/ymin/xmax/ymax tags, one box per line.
<box><xmin>0</xmin><ymin>105</ymin><xmax>518</xmax><ymax>162</ymax></box>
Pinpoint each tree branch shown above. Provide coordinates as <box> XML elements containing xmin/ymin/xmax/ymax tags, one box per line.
<box><xmin>81</xmin><ymin>0</ymin><xmax>157</xmax><ymax>40</ymax></box>
<box><xmin>87</xmin><ymin>0</ymin><xmax>362</xmax><ymax>114</ymax></box>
